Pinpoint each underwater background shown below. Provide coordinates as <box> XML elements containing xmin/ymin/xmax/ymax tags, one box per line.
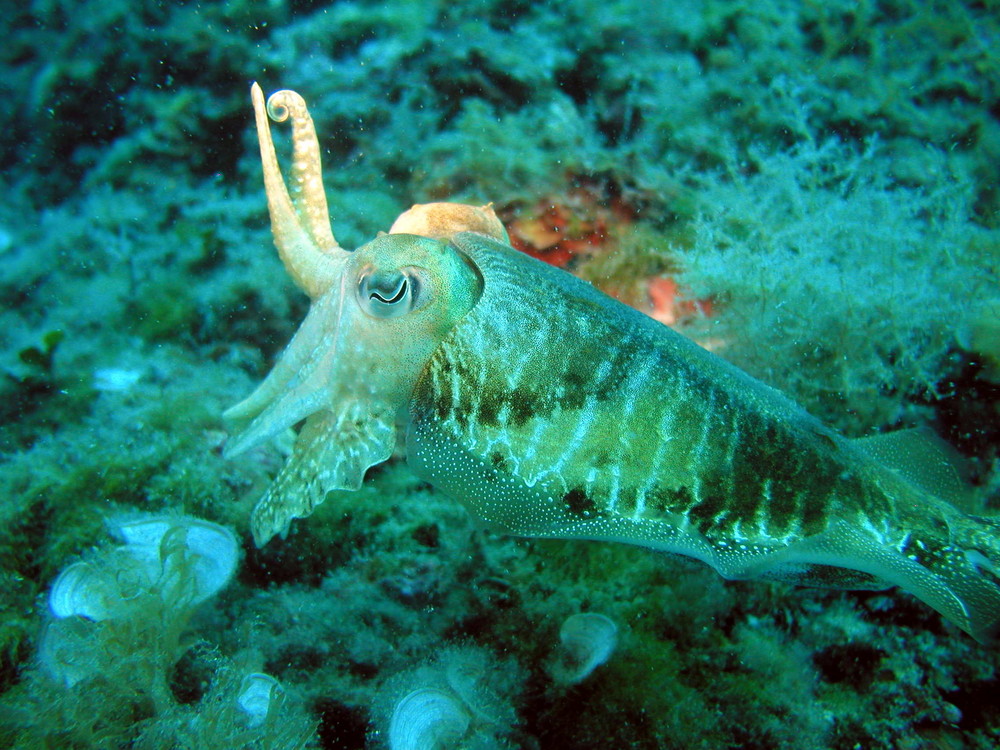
<box><xmin>1</xmin><ymin>0</ymin><xmax>998</xmax><ymax>747</ymax></box>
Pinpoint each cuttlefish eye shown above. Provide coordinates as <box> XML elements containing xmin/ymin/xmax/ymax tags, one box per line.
<box><xmin>357</xmin><ymin>267</ymin><xmax>424</xmax><ymax>318</ymax></box>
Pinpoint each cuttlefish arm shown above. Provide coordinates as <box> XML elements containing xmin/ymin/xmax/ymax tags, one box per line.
<box><xmin>225</xmin><ymin>84</ymin><xmax>398</xmax><ymax>544</ymax></box>
<box><xmin>253</xmin><ymin>82</ymin><xmax>340</xmax><ymax>289</ymax></box>
<box><xmin>224</xmin><ymin>84</ymin><xmax>348</xmax><ymax>434</ymax></box>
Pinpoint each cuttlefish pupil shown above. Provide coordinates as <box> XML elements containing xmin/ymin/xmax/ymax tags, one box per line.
<box><xmin>358</xmin><ymin>269</ymin><xmax>418</xmax><ymax>315</ymax></box>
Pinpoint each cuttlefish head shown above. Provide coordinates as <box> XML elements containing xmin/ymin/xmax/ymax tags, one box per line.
<box><xmin>225</xmin><ymin>84</ymin><xmax>495</xmax><ymax>546</ymax></box>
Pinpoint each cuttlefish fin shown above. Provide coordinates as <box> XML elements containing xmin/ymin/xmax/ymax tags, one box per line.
<box><xmin>852</xmin><ymin>427</ymin><xmax>974</xmax><ymax>511</ymax></box>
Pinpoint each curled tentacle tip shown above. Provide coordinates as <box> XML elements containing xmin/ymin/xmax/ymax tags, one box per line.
<box><xmin>266</xmin><ymin>89</ymin><xmax>306</xmax><ymax>123</ymax></box>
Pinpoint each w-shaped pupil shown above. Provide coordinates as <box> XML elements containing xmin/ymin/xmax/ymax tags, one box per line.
<box><xmin>370</xmin><ymin>277</ymin><xmax>407</xmax><ymax>305</ymax></box>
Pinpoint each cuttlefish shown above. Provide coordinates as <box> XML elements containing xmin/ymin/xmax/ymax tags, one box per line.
<box><xmin>226</xmin><ymin>83</ymin><xmax>1000</xmax><ymax>641</ymax></box>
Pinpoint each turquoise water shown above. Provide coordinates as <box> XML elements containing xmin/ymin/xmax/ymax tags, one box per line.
<box><xmin>0</xmin><ymin>1</ymin><xmax>997</xmax><ymax>747</ymax></box>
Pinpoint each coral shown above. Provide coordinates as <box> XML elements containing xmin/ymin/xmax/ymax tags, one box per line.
<box><xmin>502</xmin><ymin>182</ymin><xmax>630</xmax><ymax>268</ymax></box>
<box><xmin>134</xmin><ymin>663</ymin><xmax>316</xmax><ymax>750</ymax></box>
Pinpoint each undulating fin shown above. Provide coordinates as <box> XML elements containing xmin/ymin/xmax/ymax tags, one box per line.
<box><xmin>753</xmin><ymin>515</ymin><xmax>1000</xmax><ymax>642</ymax></box>
<box><xmin>848</xmin><ymin>428</ymin><xmax>1000</xmax><ymax>639</ymax></box>
<box><xmin>853</xmin><ymin>427</ymin><xmax>974</xmax><ymax>511</ymax></box>
<box><xmin>250</xmin><ymin>400</ymin><xmax>396</xmax><ymax>546</ymax></box>
<box><xmin>946</xmin><ymin>513</ymin><xmax>1000</xmax><ymax>640</ymax></box>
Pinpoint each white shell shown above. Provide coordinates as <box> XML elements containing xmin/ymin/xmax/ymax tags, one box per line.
<box><xmin>92</xmin><ymin>367</ymin><xmax>142</xmax><ymax>392</ymax></box>
<box><xmin>176</xmin><ymin>518</ymin><xmax>239</xmax><ymax>603</ymax></box>
<box><xmin>49</xmin><ymin>514</ymin><xmax>238</xmax><ymax>626</ymax></box>
<box><xmin>237</xmin><ymin>672</ymin><xmax>281</xmax><ymax>727</ymax></box>
<box><xmin>112</xmin><ymin>515</ymin><xmax>239</xmax><ymax>605</ymax></box>
<box><xmin>48</xmin><ymin>560</ymin><xmax>117</xmax><ymax>621</ymax></box>
<box><xmin>555</xmin><ymin>612</ymin><xmax>618</xmax><ymax>684</ymax></box>
<box><xmin>388</xmin><ymin>688</ymin><xmax>470</xmax><ymax>750</ymax></box>
<box><xmin>113</xmin><ymin>515</ymin><xmax>174</xmax><ymax>555</ymax></box>
<box><xmin>37</xmin><ymin>619</ymin><xmax>98</xmax><ymax>686</ymax></box>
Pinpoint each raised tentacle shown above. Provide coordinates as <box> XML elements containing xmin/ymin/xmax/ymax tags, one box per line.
<box><xmin>251</xmin><ymin>82</ymin><xmax>343</xmax><ymax>298</ymax></box>
<box><xmin>264</xmin><ymin>88</ymin><xmax>338</xmax><ymax>254</ymax></box>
